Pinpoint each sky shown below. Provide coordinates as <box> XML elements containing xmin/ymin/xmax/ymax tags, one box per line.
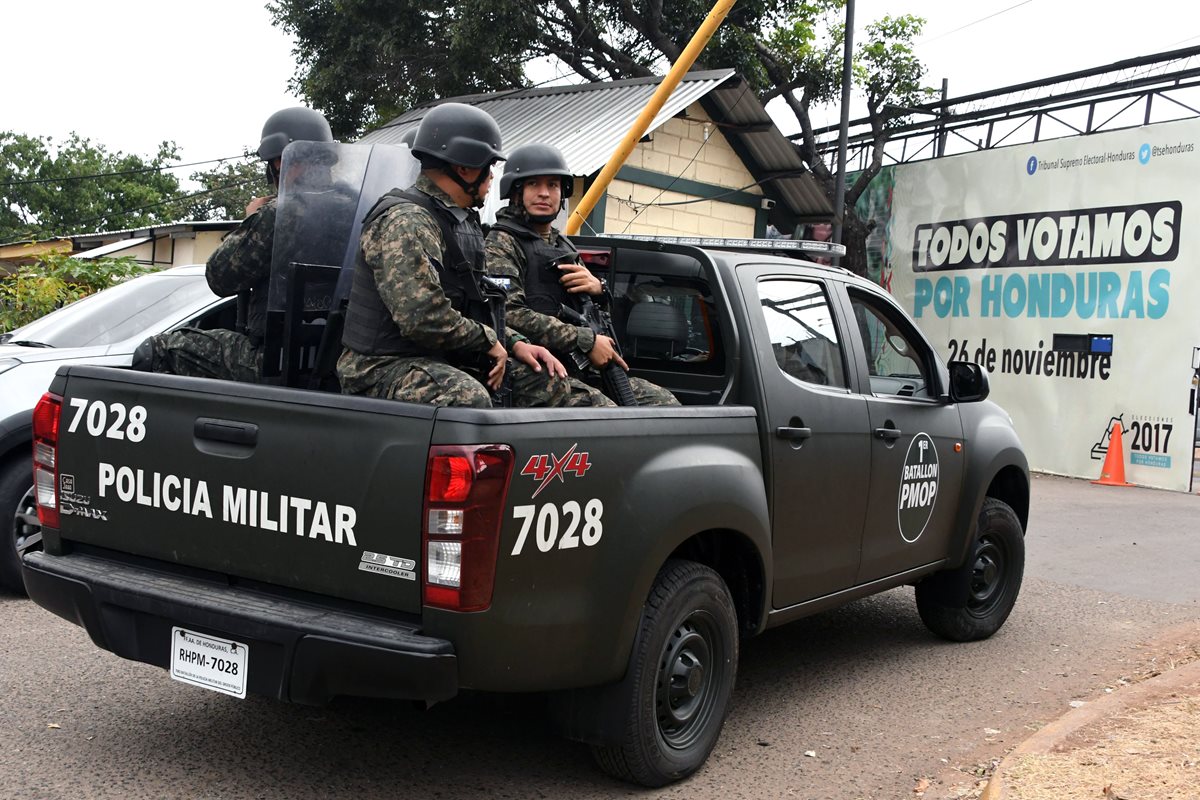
<box><xmin>3</xmin><ymin>0</ymin><xmax>1198</xmax><ymax>174</ymax></box>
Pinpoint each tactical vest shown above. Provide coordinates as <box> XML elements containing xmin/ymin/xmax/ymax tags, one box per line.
<box><xmin>489</xmin><ymin>217</ymin><xmax>580</xmax><ymax>316</ymax></box>
<box><xmin>342</xmin><ymin>189</ymin><xmax>492</xmax><ymax>358</ymax></box>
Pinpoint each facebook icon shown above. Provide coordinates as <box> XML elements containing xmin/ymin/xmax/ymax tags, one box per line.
<box><xmin>1026</xmin><ymin>155</ymin><xmax>1038</xmax><ymax>175</ymax></box>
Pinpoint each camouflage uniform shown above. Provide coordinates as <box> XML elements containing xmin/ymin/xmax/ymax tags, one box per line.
<box><xmin>338</xmin><ymin>176</ymin><xmax>578</xmax><ymax>408</ymax></box>
<box><xmin>485</xmin><ymin>205</ymin><xmax>679</xmax><ymax>406</ymax></box>
<box><xmin>139</xmin><ymin>198</ymin><xmax>274</xmax><ymax>380</ymax></box>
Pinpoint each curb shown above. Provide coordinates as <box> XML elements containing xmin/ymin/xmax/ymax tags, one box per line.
<box><xmin>979</xmin><ymin>657</ymin><xmax>1200</xmax><ymax>799</ymax></box>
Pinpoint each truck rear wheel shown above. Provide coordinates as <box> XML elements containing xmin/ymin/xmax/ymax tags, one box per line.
<box><xmin>1</xmin><ymin>456</ymin><xmax>39</xmax><ymax>595</ymax></box>
<box><xmin>592</xmin><ymin>559</ymin><xmax>738</xmax><ymax>787</ymax></box>
<box><xmin>915</xmin><ymin>497</ymin><xmax>1024</xmax><ymax>642</ymax></box>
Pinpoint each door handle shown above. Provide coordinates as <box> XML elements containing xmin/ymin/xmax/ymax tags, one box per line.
<box><xmin>874</xmin><ymin>426</ymin><xmax>902</xmax><ymax>441</ymax></box>
<box><xmin>776</xmin><ymin>426</ymin><xmax>812</xmax><ymax>441</ymax></box>
<box><xmin>194</xmin><ymin>417</ymin><xmax>259</xmax><ymax>446</ymax></box>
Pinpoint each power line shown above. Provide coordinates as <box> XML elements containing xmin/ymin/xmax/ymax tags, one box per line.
<box><xmin>1</xmin><ymin>154</ymin><xmax>254</xmax><ymax>189</ymax></box>
<box><xmin>920</xmin><ymin>0</ymin><xmax>1033</xmax><ymax>45</ymax></box>
<box><xmin>619</xmin><ymin>81</ymin><xmax>752</xmax><ymax>231</ymax></box>
<box><xmin>51</xmin><ymin>177</ymin><xmax>258</xmax><ymax>237</ymax></box>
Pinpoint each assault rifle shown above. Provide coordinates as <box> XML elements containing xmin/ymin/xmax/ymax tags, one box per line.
<box><xmin>479</xmin><ymin>276</ymin><xmax>514</xmax><ymax>408</ymax></box>
<box><xmin>559</xmin><ymin>296</ymin><xmax>638</xmax><ymax>406</ymax></box>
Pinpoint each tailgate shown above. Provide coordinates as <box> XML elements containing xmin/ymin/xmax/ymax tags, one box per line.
<box><xmin>49</xmin><ymin>366</ymin><xmax>434</xmax><ymax>614</ymax></box>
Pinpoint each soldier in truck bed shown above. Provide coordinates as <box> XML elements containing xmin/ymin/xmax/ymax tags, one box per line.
<box><xmin>133</xmin><ymin>107</ymin><xmax>334</xmax><ymax>381</ymax></box>
<box><xmin>337</xmin><ymin>103</ymin><xmax>580</xmax><ymax>408</ymax></box>
<box><xmin>485</xmin><ymin>144</ymin><xmax>679</xmax><ymax>406</ymax></box>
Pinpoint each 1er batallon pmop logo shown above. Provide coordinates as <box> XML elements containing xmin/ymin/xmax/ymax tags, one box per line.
<box><xmin>898</xmin><ymin>433</ymin><xmax>940</xmax><ymax>542</ymax></box>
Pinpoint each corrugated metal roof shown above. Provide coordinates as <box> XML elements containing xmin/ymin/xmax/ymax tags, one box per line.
<box><xmin>701</xmin><ymin>77</ymin><xmax>833</xmax><ymax>219</ymax></box>
<box><xmin>362</xmin><ymin>71</ymin><xmax>733</xmax><ymax>176</ymax></box>
<box><xmin>360</xmin><ymin>70</ymin><xmax>832</xmax><ymax>218</ymax></box>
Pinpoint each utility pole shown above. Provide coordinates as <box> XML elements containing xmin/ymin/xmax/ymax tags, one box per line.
<box><xmin>830</xmin><ymin>0</ymin><xmax>855</xmax><ymax>267</ymax></box>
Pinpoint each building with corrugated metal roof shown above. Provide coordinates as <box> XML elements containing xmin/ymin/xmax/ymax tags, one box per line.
<box><xmin>358</xmin><ymin>69</ymin><xmax>832</xmax><ymax>238</ymax></box>
<box><xmin>0</xmin><ymin>220</ymin><xmax>239</xmax><ymax>273</ymax></box>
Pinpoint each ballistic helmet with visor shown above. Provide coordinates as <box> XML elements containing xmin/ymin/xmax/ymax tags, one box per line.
<box><xmin>499</xmin><ymin>143</ymin><xmax>574</xmax><ymax>199</ymax></box>
<box><xmin>411</xmin><ymin>103</ymin><xmax>505</xmax><ymax>169</ymax></box>
<box><xmin>257</xmin><ymin>107</ymin><xmax>334</xmax><ymax>162</ymax></box>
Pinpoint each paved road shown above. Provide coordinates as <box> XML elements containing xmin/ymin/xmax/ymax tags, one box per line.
<box><xmin>2</xmin><ymin>474</ymin><xmax>1197</xmax><ymax>800</ymax></box>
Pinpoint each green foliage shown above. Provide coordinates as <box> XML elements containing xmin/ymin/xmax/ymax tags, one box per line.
<box><xmin>0</xmin><ymin>253</ymin><xmax>153</xmax><ymax>332</ymax></box>
<box><xmin>0</xmin><ymin>132</ymin><xmax>184</xmax><ymax>243</ymax></box>
<box><xmin>267</xmin><ymin>0</ymin><xmax>539</xmax><ymax>138</ymax></box>
<box><xmin>179</xmin><ymin>159</ymin><xmax>267</xmax><ymax>221</ymax></box>
<box><xmin>763</xmin><ymin>0</ymin><xmax>847</xmax><ymax>105</ymax></box>
<box><xmin>855</xmin><ymin>15</ymin><xmax>937</xmax><ymax>114</ymax></box>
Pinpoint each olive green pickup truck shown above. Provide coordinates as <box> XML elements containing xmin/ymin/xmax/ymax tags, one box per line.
<box><xmin>23</xmin><ymin>235</ymin><xmax>1028</xmax><ymax>787</ymax></box>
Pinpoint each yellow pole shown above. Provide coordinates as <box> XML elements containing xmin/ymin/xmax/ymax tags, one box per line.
<box><xmin>565</xmin><ymin>0</ymin><xmax>738</xmax><ymax>235</ymax></box>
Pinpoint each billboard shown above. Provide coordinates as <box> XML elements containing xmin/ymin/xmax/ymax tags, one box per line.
<box><xmin>881</xmin><ymin>118</ymin><xmax>1200</xmax><ymax>491</ymax></box>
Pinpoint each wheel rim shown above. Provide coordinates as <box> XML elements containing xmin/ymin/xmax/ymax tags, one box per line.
<box><xmin>966</xmin><ymin>533</ymin><xmax>1007</xmax><ymax>617</ymax></box>
<box><xmin>654</xmin><ymin>609</ymin><xmax>725</xmax><ymax>751</ymax></box>
<box><xmin>13</xmin><ymin>484</ymin><xmax>42</xmax><ymax>558</ymax></box>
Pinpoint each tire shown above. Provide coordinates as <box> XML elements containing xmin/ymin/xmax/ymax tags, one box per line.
<box><xmin>916</xmin><ymin>497</ymin><xmax>1024</xmax><ymax>642</ymax></box>
<box><xmin>0</xmin><ymin>456</ymin><xmax>40</xmax><ymax>595</ymax></box>
<box><xmin>591</xmin><ymin>559</ymin><xmax>738</xmax><ymax>787</ymax></box>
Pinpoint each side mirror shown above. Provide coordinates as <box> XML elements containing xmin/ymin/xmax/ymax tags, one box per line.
<box><xmin>948</xmin><ymin>361</ymin><xmax>990</xmax><ymax>403</ymax></box>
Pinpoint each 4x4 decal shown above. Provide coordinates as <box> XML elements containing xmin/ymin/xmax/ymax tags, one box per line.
<box><xmin>521</xmin><ymin>443</ymin><xmax>592</xmax><ymax>498</ymax></box>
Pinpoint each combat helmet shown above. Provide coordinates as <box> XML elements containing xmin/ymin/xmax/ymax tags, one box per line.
<box><xmin>411</xmin><ymin>102</ymin><xmax>505</xmax><ymax>169</ymax></box>
<box><xmin>499</xmin><ymin>143</ymin><xmax>574</xmax><ymax>199</ymax></box>
<box><xmin>257</xmin><ymin>107</ymin><xmax>334</xmax><ymax>162</ymax></box>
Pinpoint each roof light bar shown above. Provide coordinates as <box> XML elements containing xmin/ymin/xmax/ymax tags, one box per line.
<box><xmin>602</xmin><ymin>233</ymin><xmax>847</xmax><ymax>256</ymax></box>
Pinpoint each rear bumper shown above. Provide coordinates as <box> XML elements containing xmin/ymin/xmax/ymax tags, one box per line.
<box><xmin>23</xmin><ymin>550</ymin><xmax>457</xmax><ymax>705</ymax></box>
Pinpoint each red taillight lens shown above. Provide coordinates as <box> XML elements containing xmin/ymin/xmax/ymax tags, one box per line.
<box><xmin>422</xmin><ymin>445</ymin><xmax>514</xmax><ymax>612</ymax></box>
<box><xmin>32</xmin><ymin>392</ymin><xmax>63</xmax><ymax>529</ymax></box>
<box><xmin>427</xmin><ymin>455</ymin><xmax>473</xmax><ymax>503</ymax></box>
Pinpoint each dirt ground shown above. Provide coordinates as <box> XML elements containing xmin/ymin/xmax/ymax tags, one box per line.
<box><xmin>1004</xmin><ymin>696</ymin><xmax>1198</xmax><ymax>799</ymax></box>
<box><xmin>924</xmin><ymin>630</ymin><xmax>1200</xmax><ymax>800</ymax></box>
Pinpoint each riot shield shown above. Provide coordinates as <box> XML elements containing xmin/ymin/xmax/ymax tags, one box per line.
<box><xmin>261</xmin><ymin>141</ymin><xmax>420</xmax><ymax>386</ymax></box>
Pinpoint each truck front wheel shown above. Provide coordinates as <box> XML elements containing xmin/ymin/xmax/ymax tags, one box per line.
<box><xmin>915</xmin><ymin>497</ymin><xmax>1024</xmax><ymax>642</ymax></box>
<box><xmin>592</xmin><ymin>559</ymin><xmax>738</xmax><ymax>787</ymax></box>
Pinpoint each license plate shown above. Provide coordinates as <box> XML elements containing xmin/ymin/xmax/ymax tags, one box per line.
<box><xmin>169</xmin><ymin>627</ymin><xmax>248</xmax><ymax>699</ymax></box>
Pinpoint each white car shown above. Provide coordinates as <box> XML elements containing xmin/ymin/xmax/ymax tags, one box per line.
<box><xmin>0</xmin><ymin>265</ymin><xmax>234</xmax><ymax>593</ymax></box>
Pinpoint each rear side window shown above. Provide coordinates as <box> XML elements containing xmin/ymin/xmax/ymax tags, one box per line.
<box><xmin>756</xmin><ymin>278</ymin><xmax>847</xmax><ymax>388</ymax></box>
<box><xmin>608</xmin><ymin>273</ymin><xmax>725</xmax><ymax>375</ymax></box>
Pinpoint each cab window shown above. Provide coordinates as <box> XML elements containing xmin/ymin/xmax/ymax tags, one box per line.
<box><xmin>848</xmin><ymin>290</ymin><xmax>935</xmax><ymax>398</ymax></box>
<box><xmin>756</xmin><ymin>278</ymin><xmax>847</xmax><ymax>388</ymax></box>
<box><xmin>607</xmin><ymin>273</ymin><xmax>724</xmax><ymax>375</ymax></box>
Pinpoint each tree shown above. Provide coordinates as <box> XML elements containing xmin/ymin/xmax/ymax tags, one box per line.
<box><xmin>0</xmin><ymin>132</ymin><xmax>184</xmax><ymax>243</ymax></box>
<box><xmin>0</xmin><ymin>253</ymin><xmax>152</xmax><ymax>332</ymax></box>
<box><xmin>267</xmin><ymin>0</ymin><xmax>540</xmax><ymax>138</ymax></box>
<box><xmin>269</xmin><ymin>0</ymin><xmax>935</xmax><ymax>275</ymax></box>
<box><xmin>179</xmin><ymin>159</ymin><xmax>268</xmax><ymax>221</ymax></box>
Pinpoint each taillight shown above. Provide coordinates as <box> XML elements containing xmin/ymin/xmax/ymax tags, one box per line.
<box><xmin>422</xmin><ymin>444</ymin><xmax>515</xmax><ymax>612</ymax></box>
<box><xmin>32</xmin><ymin>392</ymin><xmax>63</xmax><ymax>529</ymax></box>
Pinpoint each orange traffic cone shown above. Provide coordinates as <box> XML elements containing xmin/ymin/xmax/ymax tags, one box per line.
<box><xmin>1092</xmin><ymin>422</ymin><xmax>1134</xmax><ymax>487</ymax></box>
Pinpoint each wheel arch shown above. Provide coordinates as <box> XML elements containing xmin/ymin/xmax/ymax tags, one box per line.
<box><xmin>986</xmin><ymin>463</ymin><xmax>1029</xmax><ymax>532</ymax></box>
<box><xmin>947</xmin><ymin>444</ymin><xmax>1029</xmax><ymax>569</ymax></box>
<box><xmin>0</xmin><ymin>411</ymin><xmax>33</xmax><ymax>472</ymax></box>
<box><xmin>668</xmin><ymin>528</ymin><xmax>768</xmax><ymax>638</ymax></box>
